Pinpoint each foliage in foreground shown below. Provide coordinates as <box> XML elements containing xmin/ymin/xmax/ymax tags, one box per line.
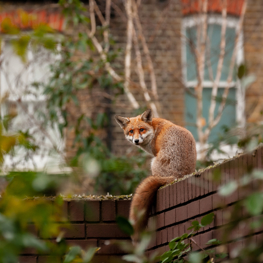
<box><xmin>0</xmin><ymin>0</ymin><xmax>149</xmax><ymax>195</ymax></box>
<box><xmin>0</xmin><ymin>171</ymin><xmax>99</xmax><ymax>263</ymax></box>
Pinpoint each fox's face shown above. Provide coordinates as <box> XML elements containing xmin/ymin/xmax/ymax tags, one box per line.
<box><xmin>115</xmin><ymin>109</ymin><xmax>154</xmax><ymax>146</ymax></box>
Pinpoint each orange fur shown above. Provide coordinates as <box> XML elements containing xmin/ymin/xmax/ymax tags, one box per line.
<box><xmin>115</xmin><ymin>110</ymin><xmax>196</xmax><ymax>242</ymax></box>
<box><xmin>129</xmin><ymin>175</ymin><xmax>175</xmax><ymax>242</ymax></box>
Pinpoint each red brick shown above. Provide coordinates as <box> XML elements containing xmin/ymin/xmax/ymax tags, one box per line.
<box><xmin>178</xmin><ymin>223</ymin><xmax>185</xmax><ymax>236</ymax></box>
<box><xmin>86</xmin><ymin>224</ymin><xmax>129</xmax><ymax>238</ymax></box>
<box><xmin>207</xmin><ymin>170</ymin><xmax>213</xmax><ymax>193</ymax></box>
<box><xmin>156</xmin><ymin>244</ymin><xmax>169</xmax><ymax>256</ymax></box>
<box><xmin>67</xmin><ymin>239</ymin><xmax>97</xmax><ymax>249</ymax></box>
<box><xmin>223</xmin><ymin>205</ymin><xmax>234</xmax><ymax>225</ymax></box>
<box><xmin>228</xmin><ymin>239</ymin><xmax>244</xmax><ymax>259</ymax></box>
<box><xmin>26</xmin><ymin>224</ymin><xmax>38</xmax><ymax>236</ymax></box>
<box><xmin>202</xmin><ymin>171</ymin><xmax>209</xmax><ymax>195</ymax></box>
<box><xmin>91</xmin><ymin>255</ymin><xmax>124</xmax><ymax>263</ymax></box>
<box><xmin>69</xmin><ymin>201</ymin><xmax>84</xmax><ymax>222</ymax></box>
<box><xmin>212</xmin><ymin>193</ymin><xmax>223</xmax><ymax>209</ymax></box>
<box><xmin>173</xmin><ymin>224</ymin><xmax>179</xmax><ymax>239</ymax></box>
<box><xmin>148</xmin><ymin>231</ymin><xmax>157</xmax><ymax>249</ymax></box>
<box><xmin>214</xmin><ymin>209</ymin><xmax>223</xmax><ymax>227</ymax></box>
<box><xmin>195</xmin><ymin>178</ymin><xmax>201</xmax><ymax>197</ymax></box>
<box><xmin>102</xmin><ymin>201</ymin><xmax>116</xmax><ymax>222</ymax></box>
<box><xmin>167</xmin><ymin>225</ymin><xmax>174</xmax><ymax>242</ymax></box>
<box><xmin>176</xmin><ymin>206</ymin><xmax>187</xmax><ymax>222</ymax></box>
<box><xmin>191</xmin><ymin>234</ymin><xmax>200</xmax><ymax>251</ymax></box>
<box><xmin>180</xmin><ymin>181</ymin><xmax>185</xmax><ymax>204</ymax></box>
<box><xmin>116</xmin><ymin>200</ymin><xmax>131</xmax><ymax>218</ymax></box>
<box><xmin>18</xmin><ymin>256</ymin><xmax>37</xmax><ymax>263</ymax></box>
<box><xmin>161</xmin><ymin>228</ymin><xmax>168</xmax><ymax>244</ymax></box>
<box><xmin>38</xmin><ymin>256</ymin><xmax>61</xmax><ymax>263</ymax></box>
<box><xmin>62</xmin><ymin>224</ymin><xmax>85</xmax><ymax>238</ymax></box>
<box><xmin>258</xmin><ymin>147</ymin><xmax>263</xmax><ymax>169</ymax></box>
<box><xmin>170</xmin><ymin>183</ymin><xmax>177</xmax><ymax>207</ymax></box>
<box><xmin>62</xmin><ymin>201</ymin><xmax>68</xmax><ymax>220</ymax></box>
<box><xmin>199</xmin><ymin>231</ymin><xmax>213</xmax><ymax>248</ymax></box>
<box><xmin>98</xmin><ymin>240</ymin><xmax>126</xmax><ymax>255</ymax></box>
<box><xmin>200</xmin><ymin>196</ymin><xmax>212</xmax><ymax>214</ymax></box>
<box><xmin>164</xmin><ymin>186</ymin><xmax>170</xmax><ymax>210</ymax></box>
<box><xmin>85</xmin><ymin>201</ymin><xmax>100</xmax><ymax>222</ymax></box>
<box><xmin>176</xmin><ymin>181</ymin><xmax>182</xmax><ymax>205</ymax></box>
<box><xmin>186</xmin><ymin>179</ymin><xmax>192</xmax><ymax>202</ymax></box>
<box><xmin>161</xmin><ymin>188</ymin><xmax>166</xmax><ymax>210</ymax></box>
<box><xmin>189</xmin><ymin>177</ymin><xmax>196</xmax><ymax>199</ymax></box>
<box><xmin>157</xmin><ymin>212</ymin><xmax>165</xmax><ymax>229</ymax></box>
<box><xmin>156</xmin><ymin>189</ymin><xmax>163</xmax><ymax>212</ymax></box>
<box><xmin>156</xmin><ymin>230</ymin><xmax>162</xmax><ymax>246</ymax></box>
<box><xmin>164</xmin><ymin>208</ymin><xmax>175</xmax><ymax>226</ymax></box>
<box><xmin>187</xmin><ymin>200</ymin><xmax>200</xmax><ymax>218</ymax></box>
<box><xmin>221</xmin><ymin>162</ymin><xmax>229</xmax><ymax>185</ymax></box>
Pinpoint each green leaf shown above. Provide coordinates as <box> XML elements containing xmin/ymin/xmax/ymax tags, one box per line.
<box><xmin>83</xmin><ymin>247</ymin><xmax>99</xmax><ymax>263</ymax></box>
<box><xmin>237</xmin><ymin>64</ymin><xmax>246</xmax><ymax>79</ymax></box>
<box><xmin>21</xmin><ymin>234</ymin><xmax>47</xmax><ymax>251</ymax></box>
<box><xmin>64</xmin><ymin>246</ymin><xmax>82</xmax><ymax>263</ymax></box>
<box><xmin>160</xmin><ymin>251</ymin><xmax>172</xmax><ymax>261</ymax></box>
<box><xmin>170</xmin><ymin>236</ymin><xmax>181</xmax><ymax>242</ymax></box>
<box><xmin>241</xmin><ymin>74</ymin><xmax>256</xmax><ymax>90</ymax></box>
<box><xmin>122</xmin><ymin>254</ymin><xmax>141</xmax><ymax>263</ymax></box>
<box><xmin>218</xmin><ymin>181</ymin><xmax>237</xmax><ymax>196</ymax></box>
<box><xmin>189</xmin><ymin>252</ymin><xmax>202</xmax><ymax>263</ymax></box>
<box><xmin>244</xmin><ymin>192</ymin><xmax>263</xmax><ymax>216</ymax></box>
<box><xmin>253</xmin><ymin>169</ymin><xmax>263</xmax><ymax>180</ymax></box>
<box><xmin>169</xmin><ymin>241</ymin><xmax>176</xmax><ymax>250</ymax></box>
<box><xmin>206</xmin><ymin>238</ymin><xmax>221</xmax><ymax>245</ymax></box>
<box><xmin>188</xmin><ymin>220</ymin><xmax>201</xmax><ymax>231</ymax></box>
<box><xmin>215</xmin><ymin>253</ymin><xmax>228</xmax><ymax>259</ymax></box>
<box><xmin>200</xmin><ymin>213</ymin><xmax>214</xmax><ymax>227</ymax></box>
<box><xmin>116</xmin><ymin>216</ymin><xmax>134</xmax><ymax>236</ymax></box>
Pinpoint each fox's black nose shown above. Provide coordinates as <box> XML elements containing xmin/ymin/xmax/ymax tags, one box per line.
<box><xmin>134</xmin><ymin>139</ymin><xmax>139</xmax><ymax>144</ymax></box>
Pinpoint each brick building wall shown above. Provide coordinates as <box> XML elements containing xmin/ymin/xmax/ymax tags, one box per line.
<box><xmin>243</xmin><ymin>0</ymin><xmax>263</xmax><ymax>123</ymax></box>
<box><xmin>19</xmin><ymin>146</ymin><xmax>263</xmax><ymax>262</ymax></box>
<box><xmin>110</xmin><ymin>0</ymin><xmax>184</xmax><ymax>156</ymax></box>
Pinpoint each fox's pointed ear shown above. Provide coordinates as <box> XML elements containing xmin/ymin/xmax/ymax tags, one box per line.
<box><xmin>141</xmin><ymin>109</ymin><xmax>153</xmax><ymax>123</ymax></box>
<box><xmin>115</xmin><ymin>115</ymin><xmax>130</xmax><ymax>129</ymax></box>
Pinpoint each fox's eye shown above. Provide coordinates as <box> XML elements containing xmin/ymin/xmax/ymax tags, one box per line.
<box><xmin>129</xmin><ymin>130</ymin><xmax>134</xmax><ymax>134</ymax></box>
<box><xmin>140</xmin><ymin>128</ymin><xmax>144</xmax><ymax>132</ymax></box>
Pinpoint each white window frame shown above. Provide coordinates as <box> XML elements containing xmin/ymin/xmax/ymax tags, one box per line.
<box><xmin>181</xmin><ymin>14</ymin><xmax>245</xmax><ymax>127</ymax></box>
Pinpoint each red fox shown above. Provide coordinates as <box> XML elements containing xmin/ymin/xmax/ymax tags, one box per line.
<box><xmin>115</xmin><ymin>109</ymin><xmax>196</xmax><ymax>241</ymax></box>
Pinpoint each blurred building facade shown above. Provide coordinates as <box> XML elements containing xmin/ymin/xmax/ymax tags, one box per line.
<box><xmin>1</xmin><ymin>0</ymin><xmax>263</xmax><ymax>161</ymax></box>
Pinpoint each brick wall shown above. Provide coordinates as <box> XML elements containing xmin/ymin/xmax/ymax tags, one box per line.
<box><xmin>19</xmin><ymin>198</ymin><xmax>131</xmax><ymax>263</ymax></box>
<box><xmin>147</xmin><ymin>146</ymin><xmax>263</xmax><ymax>258</ymax></box>
<box><xmin>243</xmin><ymin>0</ymin><xmax>263</xmax><ymax>123</ymax></box>
<box><xmin>110</xmin><ymin>0</ymin><xmax>184</xmax><ymax>156</ymax></box>
<box><xmin>19</xmin><ymin>146</ymin><xmax>263</xmax><ymax>262</ymax></box>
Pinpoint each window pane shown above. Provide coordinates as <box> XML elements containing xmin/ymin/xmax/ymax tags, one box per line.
<box><xmin>185</xmin><ymin>24</ymin><xmax>236</xmax><ymax>82</ymax></box>
<box><xmin>185</xmin><ymin>88</ymin><xmax>236</xmax><ymax>142</ymax></box>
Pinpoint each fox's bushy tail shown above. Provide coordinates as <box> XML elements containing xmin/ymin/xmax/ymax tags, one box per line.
<box><xmin>129</xmin><ymin>175</ymin><xmax>175</xmax><ymax>242</ymax></box>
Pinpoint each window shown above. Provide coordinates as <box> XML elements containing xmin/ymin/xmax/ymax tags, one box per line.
<box><xmin>0</xmin><ymin>39</ymin><xmax>63</xmax><ymax>171</ymax></box>
<box><xmin>182</xmin><ymin>15</ymin><xmax>244</xmax><ymax>142</ymax></box>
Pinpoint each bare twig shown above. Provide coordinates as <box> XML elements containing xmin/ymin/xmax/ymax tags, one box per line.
<box><xmin>196</xmin><ymin>0</ymin><xmax>208</xmax><ymax>153</ymax></box>
<box><xmin>190</xmin><ymin>237</ymin><xmax>212</xmax><ymax>260</ymax></box>
<box><xmin>132</xmin><ymin>0</ymin><xmax>158</xmax><ymax>100</ymax></box>
<box><xmin>133</xmin><ymin>25</ymin><xmax>159</xmax><ymax>116</ymax></box>
<box><xmin>104</xmin><ymin>0</ymin><xmax>111</xmax><ymax>52</ymax></box>
<box><xmin>93</xmin><ymin>1</ymin><xmax>105</xmax><ymax>25</ymax></box>
<box><xmin>89</xmin><ymin>0</ymin><xmax>96</xmax><ymax>37</ymax></box>
<box><xmin>85</xmin><ymin>23</ymin><xmax>140</xmax><ymax>109</ymax></box>
<box><xmin>123</xmin><ymin>0</ymin><xmax>140</xmax><ymax>109</ymax></box>
<box><xmin>211</xmin><ymin>0</ymin><xmax>247</xmax><ymax>128</ymax></box>
<box><xmin>207</xmin><ymin>0</ymin><xmax>227</xmax><ymax>131</ymax></box>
